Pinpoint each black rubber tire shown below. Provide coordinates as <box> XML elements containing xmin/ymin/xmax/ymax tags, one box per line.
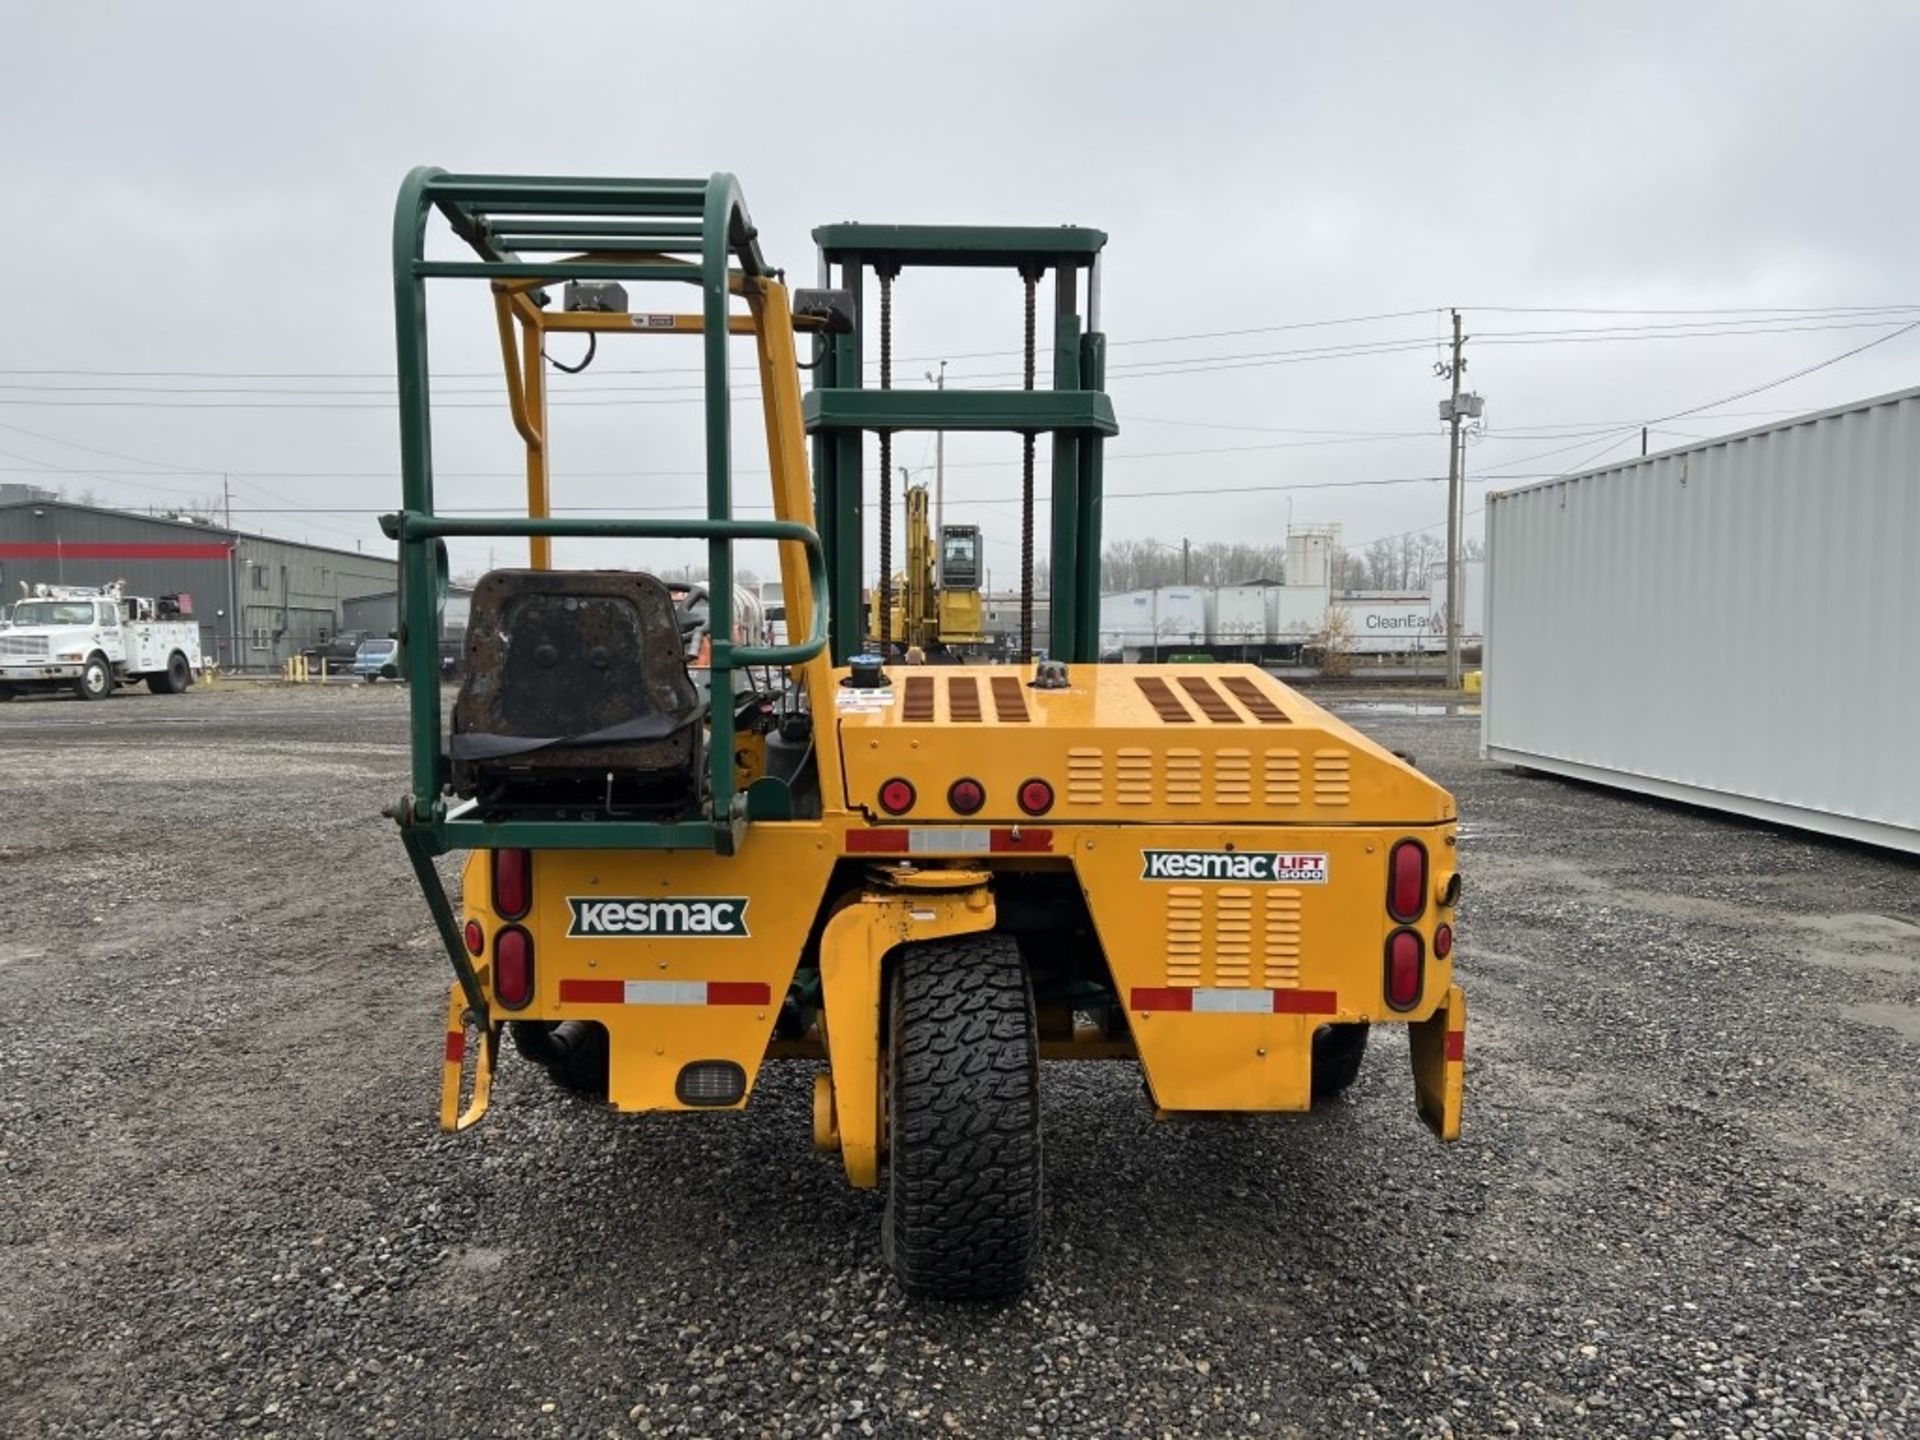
<box><xmin>884</xmin><ymin>934</ymin><xmax>1042</xmax><ymax>1301</ymax></box>
<box><xmin>1311</xmin><ymin>1022</ymin><xmax>1370</xmax><ymax>1102</ymax></box>
<box><xmin>73</xmin><ymin>655</ymin><xmax>112</xmax><ymax>702</ymax></box>
<box><xmin>148</xmin><ymin>651</ymin><xmax>191</xmax><ymax>695</ymax></box>
<box><xmin>511</xmin><ymin>1020</ymin><xmax>609</xmax><ymax>1097</ymax></box>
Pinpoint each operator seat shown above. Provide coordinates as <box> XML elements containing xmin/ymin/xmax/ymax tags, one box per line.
<box><xmin>449</xmin><ymin>570</ymin><xmax>704</xmax><ymax>816</ymax></box>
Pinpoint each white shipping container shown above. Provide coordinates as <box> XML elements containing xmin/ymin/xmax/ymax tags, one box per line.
<box><xmin>1151</xmin><ymin>587</ymin><xmax>1211</xmax><ymax>647</ymax></box>
<box><xmin>1098</xmin><ymin>590</ymin><xmax>1154</xmax><ymax>649</ymax></box>
<box><xmin>1337</xmin><ymin>593</ymin><xmax>1439</xmax><ymax>653</ymax></box>
<box><xmin>1482</xmin><ymin>386</ymin><xmax>1920</xmax><ymax>853</ymax></box>
<box><xmin>1096</xmin><ymin>588</ymin><xmax>1210</xmax><ymax>651</ymax></box>
<box><xmin>1211</xmin><ymin>584</ymin><xmax>1271</xmax><ymax>644</ymax></box>
<box><xmin>1272</xmin><ymin>584</ymin><xmax>1332</xmax><ymax>641</ymax></box>
<box><xmin>1425</xmin><ymin>558</ymin><xmax>1484</xmax><ymax>644</ymax></box>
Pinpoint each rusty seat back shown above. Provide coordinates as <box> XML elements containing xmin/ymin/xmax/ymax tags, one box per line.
<box><xmin>450</xmin><ymin>570</ymin><xmax>703</xmax><ymax>815</ymax></box>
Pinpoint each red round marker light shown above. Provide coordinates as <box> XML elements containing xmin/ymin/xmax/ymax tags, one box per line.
<box><xmin>463</xmin><ymin>920</ymin><xmax>485</xmax><ymax>956</ymax></box>
<box><xmin>1017</xmin><ymin>778</ymin><xmax>1055</xmax><ymax>816</ymax></box>
<box><xmin>948</xmin><ymin>778</ymin><xmax>986</xmax><ymax>815</ymax></box>
<box><xmin>879</xmin><ymin>778</ymin><xmax>916</xmax><ymax>815</ymax></box>
<box><xmin>1433</xmin><ymin>923</ymin><xmax>1454</xmax><ymax>959</ymax></box>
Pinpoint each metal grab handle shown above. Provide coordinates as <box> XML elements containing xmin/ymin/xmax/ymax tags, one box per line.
<box><xmin>383</xmin><ymin>511</ymin><xmax>830</xmax><ymax>667</ymax></box>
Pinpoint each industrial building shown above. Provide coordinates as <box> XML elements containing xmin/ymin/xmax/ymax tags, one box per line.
<box><xmin>0</xmin><ymin>487</ymin><xmax>396</xmax><ymax>671</ymax></box>
<box><xmin>341</xmin><ymin>586</ymin><xmax>473</xmax><ymax>643</ymax></box>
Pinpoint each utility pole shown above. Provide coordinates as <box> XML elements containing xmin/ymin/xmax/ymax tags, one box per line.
<box><xmin>926</xmin><ymin>362</ymin><xmax>947</xmax><ymax>579</ymax></box>
<box><xmin>1442</xmin><ymin>310</ymin><xmax>1464</xmax><ymax>691</ymax></box>
<box><xmin>1181</xmin><ymin>537</ymin><xmax>1191</xmax><ymax>585</ymax></box>
<box><xmin>222</xmin><ymin>474</ymin><xmax>238</xmax><ymax>672</ymax></box>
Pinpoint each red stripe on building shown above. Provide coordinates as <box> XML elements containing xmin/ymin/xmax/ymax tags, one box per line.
<box><xmin>558</xmin><ymin>978</ymin><xmax>624</xmax><ymax>1004</ymax></box>
<box><xmin>706</xmin><ymin>981</ymin><xmax>772</xmax><ymax>1007</ymax></box>
<box><xmin>444</xmin><ymin>1031</ymin><xmax>466</xmax><ymax>1063</ymax></box>
<box><xmin>1444</xmin><ymin>1030</ymin><xmax>1465</xmax><ymax>1062</ymax></box>
<box><xmin>1271</xmin><ymin>989</ymin><xmax>1339</xmax><ymax>1016</ymax></box>
<box><xmin>0</xmin><ymin>541</ymin><xmax>231</xmax><ymax>560</ymax></box>
<box><xmin>1129</xmin><ymin>987</ymin><xmax>1196</xmax><ymax>1012</ymax></box>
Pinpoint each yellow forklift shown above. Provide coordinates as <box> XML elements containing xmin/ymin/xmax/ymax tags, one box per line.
<box><xmin>387</xmin><ymin>170</ymin><xmax>1465</xmax><ymax>1300</ymax></box>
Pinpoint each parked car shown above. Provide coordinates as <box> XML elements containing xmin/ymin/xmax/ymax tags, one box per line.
<box><xmin>302</xmin><ymin>630</ymin><xmax>367</xmax><ymax>675</ymax></box>
<box><xmin>352</xmin><ymin>637</ymin><xmax>400</xmax><ymax>681</ymax></box>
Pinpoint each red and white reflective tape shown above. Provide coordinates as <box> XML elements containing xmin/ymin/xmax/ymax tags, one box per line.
<box><xmin>1444</xmin><ymin>1028</ymin><xmax>1465</xmax><ymax>1062</ymax></box>
<box><xmin>846</xmin><ymin>827</ymin><xmax>1053</xmax><ymax>855</ymax></box>
<box><xmin>558</xmin><ymin>978</ymin><xmax>771</xmax><ymax>1007</ymax></box>
<box><xmin>1130</xmin><ymin>986</ymin><xmax>1338</xmax><ymax>1015</ymax></box>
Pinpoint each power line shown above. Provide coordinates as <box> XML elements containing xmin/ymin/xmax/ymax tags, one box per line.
<box><xmin>3</xmin><ymin>312</ymin><xmax>1909</xmax><ymax>412</ymax></box>
<box><xmin>1466</xmin><ymin>303</ymin><xmax>1920</xmax><ymax>316</ymax></box>
<box><xmin>7</xmin><ymin>302</ymin><xmax>1918</xmax><ymax>383</ymax></box>
<box><xmin>1474</xmin><ymin>321</ymin><xmax>1920</xmax><ymax>481</ymax></box>
<box><xmin>0</xmin><ymin>306</ymin><xmax>1444</xmax><ymax>383</ymax></box>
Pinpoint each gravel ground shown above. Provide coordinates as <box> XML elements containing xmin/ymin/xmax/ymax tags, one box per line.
<box><xmin>1</xmin><ymin>683</ymin><xmax>1914</xmax><ymax>1439</ymax></box>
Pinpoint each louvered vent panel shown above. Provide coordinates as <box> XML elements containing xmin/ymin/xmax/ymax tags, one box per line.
<box><xmin>1135</xmin><ymin>676</ymin><xmax>1194</xmax><ymax>722</ymax></box>
<box><xmin>1066</xmin><ymin>747</ymin><xmax>1104</xmax><ymax>805</ymax></box>
<box><xmin>1165</xmin><ymin>889</ymin><xmax>1204</xmax><ymax>984</ymax></box>
<box><xmin>1221</xmin><ymin>675</ymin><xmax>1290</xmax><ymax>723</ymax></box>
<box><xmin>1177</xmin><ymin>676</ymin><xmax>1242</xmax><ymax>723</ymax></box>
<box><xmin>1165</xmin><ymin>748</ymin><xmax>1204</xmax><ymax>806</ymax></box>
<box><xmin>1214</xmin><ymin>748</ymin><xmax>1252</xmax><ymax>806</ymax></box>
<box><xmin>990</xmin><ymin>676</ymin><xmax>1030</xmax><ymax>723</ymax></box>
<box><xmin>1313</xmin><ymin>749</ymin><xmax>1352</xmax><ymax>806</ymax></box>
<box><xmin>1263</xmin><ymin>748</ymin><xmax>1303</xmax><ymax>807</ymax></box>
<box><xmin>902</xmin><ymin>674</ymin><xmax>935</xmax><ymax>722</ymax></box>
<box><xmin>1213</xmin><ymin>889</ymin><xmax>1254</xmax><ymax>986</ymax></box>
<box><xmin>1116</xmin><ymin>748</ymin><xmax>1154</xmax><ymax>805</ymax></box>
<box><xmin>947</xmin><ymin>676</ymin><xmax>982</xmax><ymax>721</ymax></box>
<box><xmin>1262</xmin><ymin>890</ymin><xmax>1304</xmax><ymax>988</ymax></box>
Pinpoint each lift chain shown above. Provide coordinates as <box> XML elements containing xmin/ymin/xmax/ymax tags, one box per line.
<box><xmin>1020</xmin><ymin>265</ymin><xmax>1038</xmax><ymax>663</ymax></box>
<box><xmin>877</xmin><ymin>266</ymin><xmax>896</xmax><ymax>654</ymax></box>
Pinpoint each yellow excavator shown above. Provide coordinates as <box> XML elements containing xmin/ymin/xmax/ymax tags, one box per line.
<box><xmin>871</xmin><ymin>485</ymin><xmax>986</xmax><ymax>656</ymax></box>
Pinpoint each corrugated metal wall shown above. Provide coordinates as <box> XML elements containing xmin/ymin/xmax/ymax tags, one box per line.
<box><xmin>234</xmin><ymin>533</ymin><xmax>395</xmax><ymax>667</ymax></box>
<box><xmin>0</xmin><ymin>501</ymin><xmax>396</xmax><ymax>670</ymax></box>
<box><xmin>1483</xmin><ymin>386</ymin><xmax>1920</xmax><ymax>852</ymax></box>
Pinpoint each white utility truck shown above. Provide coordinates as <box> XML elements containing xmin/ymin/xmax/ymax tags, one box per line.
<box><xmin>0</xmin><ymin>581</ymin><xmax>201</xmax><ymax>701</ymax></box>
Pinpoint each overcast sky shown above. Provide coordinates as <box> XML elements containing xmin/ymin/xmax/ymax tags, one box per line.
<box><xmin>6</xmin><ymin>1</ymin><xmax>1918</xmax><ymax>588</ymax></box>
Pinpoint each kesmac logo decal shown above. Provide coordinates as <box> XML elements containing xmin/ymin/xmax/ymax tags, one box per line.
<box><xmin>1140</xmin><ymin>850</ymin><xmax>1329</xmax><ymax>884</ymax></box>
<box><xmin>567</xmin><ymin>897</ymin><xmax>750</xmax><ymax>938</ymax></box>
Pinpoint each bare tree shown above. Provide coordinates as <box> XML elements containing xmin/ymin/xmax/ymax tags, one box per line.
<box><xmin>1099</xmin><ymin>538</ymin><xmax>1288</xmax><ymax>592</ymax></box>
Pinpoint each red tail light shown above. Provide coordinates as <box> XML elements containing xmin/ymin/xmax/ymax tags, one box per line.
<box><xmin>463</xmin><ymin>920</ymin><xmax>484</xmax><ymax>956</ymax></box>
<box><xmin>947</xmin><ymin>778</ymin><xmax>986</xmax><ymax>815</ymax></box>
<box><xmin>1385</xmin><ymin>929</ymin><xmax>1423</xmax><ymax>1011</ymax></box>
<box><xmin>494</xmin><ymin>925</ymin><xmax>533</xmax><ymax>1009</ymax></box>
<box><xmin>1434</xmin><ymin>923</ymin><xmax>1454</xmax><ymax>959</ymax></box>
<box><xmin>1017</xmin><ymin>778</ymin><xmax>1055</xmax><ymax>816</ymax></box>
<box><xmin>493</xmin><ymin>848</ymin><xmax>531</xmax><ymax>920</ymax></box>
<box><xmin>1388</xmin><ymin>840</ymin><xmax>1427</xmax><ymax>922</ymax></box>
<box><xmin>878</xmin><ymin>778</ymin><xmax>916</xmax><ymax>815</ymax></box>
